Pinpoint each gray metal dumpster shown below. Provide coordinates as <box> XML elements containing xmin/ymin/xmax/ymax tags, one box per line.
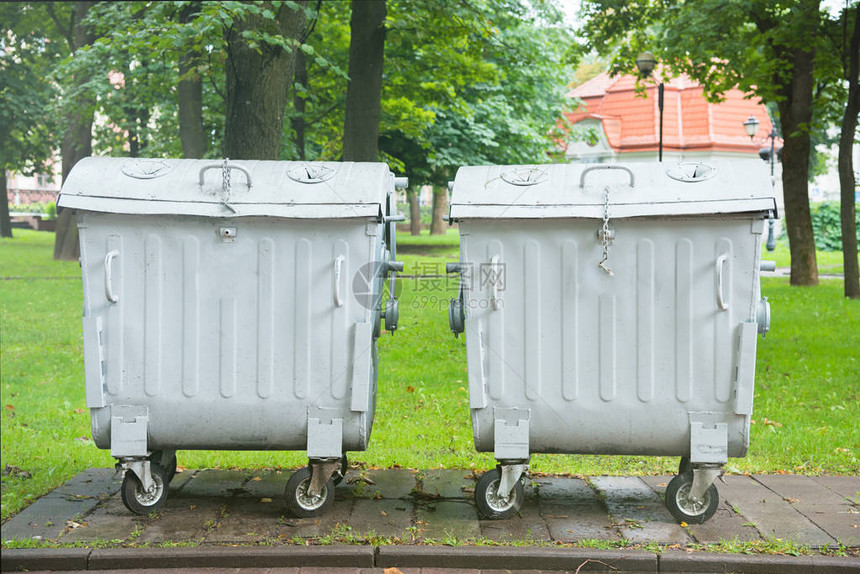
<box><xmin>58</xmin><ymin>157</ymin><xmax>406</xmax><ymax>517</ymax></box>
<box><xmin>446</xmin><ymin>161</ymin><xmax>775</xmax><ymax>523</ymax></box>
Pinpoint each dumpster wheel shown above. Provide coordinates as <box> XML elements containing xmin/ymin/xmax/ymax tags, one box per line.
<box><xmin>665</xmin><ymin>471</ymin><xmax>719</xmax><ymax>524</ymax></box>
<box><xmin>121</xmin><ymin>463</ymin><xmax>169</xmax><ymax>515</ymax></box>
<box><xmin>285</xmin><ymin>467</ymin><xmax>334</xmax><ymax>518</ymax></box>
<box><xmin>307</xmin><ymin>454</ymin><xmax>348</xmax><ymax>486</ymax></box>
<box><xmin>151</xmin><ymin>450</ymin><xmax>177</xmax><ymax>483</ymax></box>
<box><xmin>475</xmin><ymin>467</ymin><xmax>524</xmax><ymax>520</ymax></box>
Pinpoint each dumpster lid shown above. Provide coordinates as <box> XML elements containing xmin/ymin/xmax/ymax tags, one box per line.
<box><xmin>448</xmin><ymin>161</ymin><xmax>777</xmax><ymax>220</ymax></box>
<box><xmin>58</xmin><ymin>157</ymin><xmax>394</xmax><ymax>218</ymax></box>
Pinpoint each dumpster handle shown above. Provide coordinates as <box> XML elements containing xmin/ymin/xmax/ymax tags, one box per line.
<box><xmin>104</xmin><ymin>250</ymin><xmax>119</xmax><ymax>304</ymax></box>
<box><xmin>334</xmin><ymin>256</ymin><xmax>345</xmax><ymax>308</ymax></box>
<box><xmin>198</xmin><ymin>162</ymin><xmax>253</xmax><ymax>189</ymax></box>
<box><xmin>716</xmin><ymin>254</ymin><xmax>729</xmax><ymax>311</ymax></box>
<box><xmin>579</xmin><ymin>165</ymin><xmax>635</xmax><ymax>188</ymax></box>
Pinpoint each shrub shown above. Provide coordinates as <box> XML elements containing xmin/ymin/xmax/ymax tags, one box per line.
<box><xmin>810</xmin><ymin>201</ymin><xmax>860</xmax><ymax>252</ymax></box>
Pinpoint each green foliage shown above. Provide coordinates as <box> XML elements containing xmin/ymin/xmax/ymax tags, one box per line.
<box><xmin>809</xmin><ymin>201</ymin><xmax>860</xmax><ymax>251</ymax></box>
<box><xmin>282</xmin><ymin>0</ymin><xmax>576</xmax><ymax>182</ymax></box>
<box><xmin>7</xmin><ymin>201</ymin><xmax>56</xmax><ymax>216</ymax></box>
<box><xmin>0</xmin><ymin>3</ymin><xmax>62</xmax><ymax>174</ymax></box>
<box><xmin>581</xmin><ymin>0</ymin><xmax>819</xmax><ymax>102</ymax></box>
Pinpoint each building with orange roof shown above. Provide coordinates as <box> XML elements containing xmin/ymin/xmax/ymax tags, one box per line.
<box><xmin>562</xmin><ymin>70</ymin><xmax>787</xmax><ymax>241</ymax></box>
<box><xmin>563</xmin><ymin>71</ymin><xmax>781</xmax><ymax>165</ymax></box>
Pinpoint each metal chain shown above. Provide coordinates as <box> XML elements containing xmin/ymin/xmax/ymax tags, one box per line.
<box><xmin>221</xmin><ymin>157</ymin><xmax>232</xmax><ymax>199</ymax></box>
<box><xmin>598</xmin><ymin>185</ymin><xmax>614</xmax><ymax>276</ymax></box>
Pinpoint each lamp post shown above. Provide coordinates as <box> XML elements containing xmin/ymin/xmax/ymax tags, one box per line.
<box><xmin>636</xmin><ymin>51</ymin><xmax>664</xmax><ymax>162</ymax></box>
<box><xmin>743</xmin><ymin>115</ymin><xmax>779</xmax><ymax>251</ymax></box>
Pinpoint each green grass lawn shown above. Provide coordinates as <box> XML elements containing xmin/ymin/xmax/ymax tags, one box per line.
<box><xmin>1</xmin><ymin>229</ymin><xmax>858</xmax><ymax>522</ymax></box>
<box><xmin>762</xmin><ymin>240</ymin><xmax>850</xmax><ymax>275</ymax></box>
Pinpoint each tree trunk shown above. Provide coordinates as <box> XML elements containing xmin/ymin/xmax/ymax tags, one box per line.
<box><xmin>291</xmin><ymin>50</ymin><xmax>307</xmax><ymax>160</ymax></box>
<box><xmin>408</xmin><ymin>190</ymin><xmax>420</xmax><ymax>235</ymax></box>
<box><xmin>839</xmin><ymin>5</ymin><xmax>860</xmax><ymax>299</ymax></box>
<box><xmin>776</xmin><ymin>44</ymin><xmax>818</xmax><ymax>286</ymax></box>
<box><xmin>224</xmin><ymin>1</ymin><xmax>308</xmax><ymax>160</ymax></box>
<box><xmin>429</xmin><ymin>185</ymin><xmax>447</xmax><ymax>235</ymax></box>
<box><xmin>342</xmin><ymin>0</ymin><xmax>385</xmax><ymax>161</ymax></box>
<box><xmin>53</xmin><ymin>0</ymin><xmax>95</xmax><ymax>261</ymax></box>
<box><xmin>1</xmin><ymin>171</ymin><xmax>12</xmax><ymax>239</ymax></box>
<box><xmin>177</xmin><ymin>1</ymin><xmax>206</xmax><ymax>159</ymax></box>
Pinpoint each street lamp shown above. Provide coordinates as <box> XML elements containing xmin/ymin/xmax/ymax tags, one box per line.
<box><xmin>743</xmin><ymin>114</ymin><xmax>779</xmax><ymax>251</ymax></box>
<box><xmin>636</xmin><ymin>51</ymin><xmax>664</xmax><ymax>162</ymax></box>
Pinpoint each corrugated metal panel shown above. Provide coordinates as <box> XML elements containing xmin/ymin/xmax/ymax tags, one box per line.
<box><xmin>462</xmin><ymin>216</ymin><xmax>762</xmax><ymax>456</ymax></box>
<box><xmin>81</xmin><ymin>213</ymin><xmax>383</xmax><ymax>452</ymax></box>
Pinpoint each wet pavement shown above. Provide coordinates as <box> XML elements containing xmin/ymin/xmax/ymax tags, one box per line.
<box><xmin>2</xmin><ymin>468</ymin><xmax>858</xmax><ymax>572</ymax></box>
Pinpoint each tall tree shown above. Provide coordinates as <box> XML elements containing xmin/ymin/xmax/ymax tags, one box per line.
<box><xmin>177</xmin><ymin>1</ymin><xmax>206</xmax><ymax>159</ymax></box>
<box><xmin>836</xmin><ymin>3</ymin><xmax>860</xmax><ymax>298</ymax></box>
<box><xmin>582</xmin><ymin>0</ymin><xmax>823</xmax><ymax>286</ymax></box>
<box><xmin>342</xmin><ymin>0</ymin><xmax>386</xmax><ymax>161</ymax></box>
<box><xmin>1</xmin><ymin>3</ymin><xmax>63</xmax><ymax>239</ymax></box>
<box><xmin>224</xmin><ymin>1</ymin><xmax>309</xmax><ymax>159</ymax></box>
<box><xmin>50</xmin><ymin>1</ymin><xmax>96</xmax><ymax>260</ymax></box>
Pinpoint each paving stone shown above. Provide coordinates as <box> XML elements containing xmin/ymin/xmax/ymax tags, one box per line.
<box><xmin>135</xmin><ymin>498</ymin><xmax>223</xmax><ymax>544</ymax></box>
<box><xmin>203</xmin><ymin>498</ymin><xmax>284</xmax><ymax>543</ymax></box>
<box><xmin>181</xmin><ymin>469</ymin><xmax>250</xmax><ymax>498</ymax></box>
<box><xmin>348</xmin><ymin>468</ymin><xmax>418</xmax><ymax>500</ymax></box>
<box><xmin>640</xmin><ymin>476</ymin><xmax>760</xmax><ymax>544</ymax></box>
<box><xmin>168</xmin><ymin>468</ymin><xmax>197</xmax><ymax>491</ymax></box>
<box><xmin>243</xmin><ymin>470</ymin><xmax>291</xmax><ymax>499</ymax></box>
<box><xmin>2</xmin><ymin>468</ymin><xmax>124</xmax><ymax>542</ymax></box>
<box><xmin>812</xmin><ymin>476</ymin><xmax>860</xmax><ymax>505</ymax></box>
<box><xmin>1</xmin><ymin>495</ymin><xmax>100</xmax><ymax>542</ymax></box>
<box><xmin>480</xmin><ymin>494</ymin><xmax>551</xmax><ymax>542</ymax></box>
<box><xmin>535</xmin><ymin>476</ymin><xmax>596</xmax><ymax>500</ymax></box>
<box><xmin>534</xmin><ymin>475</ymin><xmax>617</xmax><ymax>542</ymax></box>
<box><xmin>416</xmin><ymin>501</ymin><xmax>481</xmax><ymax>541</ymax></box>
<box><xmin>58</xmin><ymin>495</ymin><xmax>141</xmax><ymax>543</ymax></box>
<box><xmin>351</xmin><ymin>498</ymin><xmax>415</xmax><ymax>539</ymax></box>
<box><xmin>590</xmin><ymin>476</ymin><xmax>692</xmax><ymax>545</ymax></box>
<box><xmin>270</xmin><ymin>498</ymin><xmax>355</xmax><ymax>540</ymax></box>
<box><xmin>718</xmin><ymin>475</ymin><xmax>835</xmax><ymax>546</ymax></box>
<box><xmin>755</xmin><ymin>474</ymin><xmax>859</xmax><ymax>546</ymax></box>
<box><xmin>421</xmin><ymin>469</ymin><xmax>475</xmax><ymax>500</ymax></box>
<box><xmin>540</xmin><ymin>499</ymin><xmax>619</xmax><ymax>543</ymax></box>
<box><xmin>50</xmin><ymin>467</ymin><xmax>123</xmax><ymax>499</ymax></box>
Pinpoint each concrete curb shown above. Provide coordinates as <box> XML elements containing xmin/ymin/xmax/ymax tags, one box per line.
<box><xmin>1</xmin><ymin>546</ymin><xmax>857</xmax><ymax>572</ymax></box>
<box><xmin>0</xmin><ymin>548</ymin><xmax>90</xmax><ymax>572</ymax></box>
<box><xmin>658</xmin><ymin>551</ymin><xmax>860</xmax><ymax>573</ymax></box>
<box><xmin>376</xmin><ymin>545</ymin><xmax>657</xmax><ymax>570</ymax></box>
<box><xmin>0</xmin><ymin>546</ymin><xmax>375</xmax><ymax>571</ymax></box>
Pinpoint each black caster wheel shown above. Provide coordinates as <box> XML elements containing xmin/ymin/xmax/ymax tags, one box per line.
<box><xmin>665</xmin><ymin>471</ymin><xmax>719</xmax><ymax>524</ymax></box>
<box><xmin>475</xmin><ymin>467</ymin><xmax>523</xmax><ymax>520</ymax></box>
<box><xmin>285</xmin><ymin>467</ymin><xmax>334</xmax><ymax>518</ymax></box>
<box><xmin>121</xmin><ymin>463</ymin><xmax>169</xmax><ymax>515</ymax></box>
